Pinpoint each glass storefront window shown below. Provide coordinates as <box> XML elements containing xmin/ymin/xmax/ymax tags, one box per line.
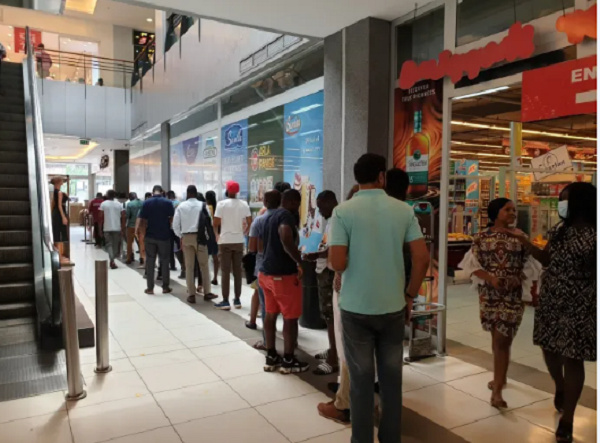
<box><xmin>456</xmin><ymin>0</ymin><xmax>575</xmax><ymax>46</ymax></box>
<box><xmin>129</xmin><ymin>129</ymin><xmax>162</xmax><ymax>197</ymax></box>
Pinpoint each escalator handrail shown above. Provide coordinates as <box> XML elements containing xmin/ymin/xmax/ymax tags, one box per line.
<box><xmin>23</xmin><ymin>27</ymin><xmax>61</xmax><ymax>326</ymax></box>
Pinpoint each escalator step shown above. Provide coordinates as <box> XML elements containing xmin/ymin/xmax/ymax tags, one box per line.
<box><xmin>0</xmin><ymin>141</ymin><xmax>27</xmax><ymax>153</ymax></box>
<box><xmin>0</xmin><ymin>246</ymin><xmax>33</xmax><ymax>264</ymax></box>
<box><xmin>0</xmin><ymin>131</ymin><xmax>25</xmax><ymax>142</ymax></box>
<box><xmin>0</xmin><ymin>230</ymin><xmax>32</xmax><ymax>246</ymax></box>
<box><xmin>0</xmin><ymin>96</ymin><xmax>24</xmax><ymax>107</ymax></box>
<box><xmin>0</xmin><ymin>188</ymin><xmax>29</xmax><ymax>201</ymax></box>
<box><xmin>0</xmin><ymin>215</ymin><xmax>31</xmax><ymax>231</ymax></box>
<box><xmin>0</xmin><ymin>264</ymin><xmax>33</xmax><ymax>283</ymax></box>
<box><xmin>0</xmin><ymin>152</ymin><xmax>27</xmax><ymax>164</ymax></box>
<box><xmin>0</xmin><ymin>112</ymin><xmax>25</xmax><ymax>123</ymax></box>
<box><xmin>0</xmin><ymin>200</ymin><xmax>29</xmax><ymax>215</ymax></box>
<box><xmin>0</xmin><ymin>174</ymin><xmax>28</xmax><ymax>188</ymax></box>
<box><xmin>0</xmin><ymin>120</ymin><xmax>25</xmax><ymax>132</ymax></box>
<box><xmin>0</xmin><ymin>302</ymin><xmax>35</xmax><ymax>320</ymax></box>
<box><xmin>0</xmin><ymin>163</ymin><xmax>27</xmax><ymax>175</ymax></box>
<box><xmin>0</xmin><ymin>104</ymin><xmax>24</xmax><ymax>115</ymax></box>
<box><xmin>0</xmin><ymin>282</ymin><xmax>34</xmax><ymax>303</ymax></box>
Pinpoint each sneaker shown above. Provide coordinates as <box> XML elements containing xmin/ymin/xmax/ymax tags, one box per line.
<box><xmin>317</xmin><ymin>401</ymin><xmax>350</xmax><ymax>425</ymax></box>
<box><xmin>280</xmin><ymin>356</ymin><xmax>309</xmax><ymax>374</ymax></box>
<box><xmin>214</xmin><ymin>301</ymin><xmax>231</xmax><ymax>311</ymax></box>
<box><xmin>233</xmin><ymin>298</ymin><xmax>242</xmax><ymax>309</ymax></box>
<box><xmin>264</xmin><ymin>353</ymin><xmax>283</xmax><ymax>372</ymax></box>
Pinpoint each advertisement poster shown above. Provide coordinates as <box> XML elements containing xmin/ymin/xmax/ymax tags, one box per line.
<box><xmin>393</xmin><ymin>79</ymin><xmax>443</xmax><ymax>304</ymax></box>
<box><xmin>283</xmin><ymin>91</ymin><xmax>324</xmax><ymax>252</ymax></box>
<box><xmin>221</xmin><ymin>120</ymin><xmax>249</xmax><ymax>200</ymax></box>
<box><xmin>14</xmin><ymin>28</ymin><xmax>42</xmax><ymax>53</ymax></box>
<box><xmin>247</xmin><ymin>107</ymin><xmax>284</xmax><ymax>209</ymax></box>
<box><xmin>170</xmin><ymin>135</ymin><xmax>201</xmax><ymax>198</ymax></box>
<box><xmin>201</xmin><ymin>131</ymin><xmax>220</xmax><ymax>195</ymax></box>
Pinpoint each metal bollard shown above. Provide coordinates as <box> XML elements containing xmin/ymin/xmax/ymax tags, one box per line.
<box><xmin>58</xmin><ymin>268</ymin><xmax>87</xmax><ymax>401</ymax></box>
<box><xmin>94</xmin><ymin>260</ymin><xmax>112</xmax><ymax>373</ymax></box>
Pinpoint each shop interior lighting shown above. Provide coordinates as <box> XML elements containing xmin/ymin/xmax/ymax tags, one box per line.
<box><xmin>452</xmin><ymin>86</ymin><xmax>509</xmax><ymax>101</ymax></box>
<box><xmin>451</xmin><ymin>150</ymin><xmax>532</xmax><ymax>159</ymax></box>
<box><xmin>65</xmin><ymin>0</ymin><xmax>98</xmax><ymax>14</ymax></box>
<box><xmin>46</xmin><ymin>141</ymin><xmax>98</xmax><ymax>161</ymax></box>
<box><xmin>147</xmin><ymin>18</ymin><xmax>153</xmax><ymax>22</ymax></box>
<box><xmin>452</xmin><ymin>121</ymin><xmax>597</xmax><ymax>141</ymax></box>
<box><xmin>452</xmin><ymin>141</ymin><xmax>503</xmax><ymax>149</ymax></box>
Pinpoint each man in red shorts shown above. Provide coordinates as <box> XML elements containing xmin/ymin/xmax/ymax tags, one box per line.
<box><xmin>258</xmin><ymin>189</ymin><xmax>308</xmax><ymax>374</ymax></box>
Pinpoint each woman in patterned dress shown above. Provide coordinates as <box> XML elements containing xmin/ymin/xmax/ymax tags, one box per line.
<box><xmin>504</xmin><ymin>182</ymin><xmax>596</xmax><ymax>443</ymax></box>
<box><xmin>459</xmin><ymin>198</ymin><xmax>540</xmax><ymax>408</ymax></box>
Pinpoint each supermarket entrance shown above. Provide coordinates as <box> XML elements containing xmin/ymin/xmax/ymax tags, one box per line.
<box><xmin>443</xmin><ymin>81</ymin><xmax>597</xmax><ymax>382</ymax></box>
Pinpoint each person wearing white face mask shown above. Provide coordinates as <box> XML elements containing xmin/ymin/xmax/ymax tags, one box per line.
<box><xmin>503</xmin><ymin>182</ymin><xmax>596</xmax><ymax>443</ymax></box>
<box><xmin>458</xmin><ymin>198</ymin><xmax>541</xmax><ymax>409</ymax></box>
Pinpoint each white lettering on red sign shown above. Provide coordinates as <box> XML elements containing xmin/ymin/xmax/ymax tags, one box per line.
<box><xmin>571</xmin><ymin>66</ymin><xmax>596</xmax><ymax>83</ymax></box>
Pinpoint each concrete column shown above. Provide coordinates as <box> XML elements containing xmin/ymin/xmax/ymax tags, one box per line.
<box><xmin>113</xmin><ymin>150</ymin><xmax>130</xmax><ymax>195</ymax></box>
<box><xmin>160</xmin><ymin>122</ymin><xmax>171</xmax><ymax>190</ymax></box>
<box><xmin>323</xmin><ymin>17</ymin><xmax>391</xmax><ymax>199</ymax></box>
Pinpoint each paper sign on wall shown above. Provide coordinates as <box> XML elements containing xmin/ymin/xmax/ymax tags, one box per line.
<box><xmin>531</xmin><ymin>145</ymin><xmax>572</xmax><ymax>180</ymax></box>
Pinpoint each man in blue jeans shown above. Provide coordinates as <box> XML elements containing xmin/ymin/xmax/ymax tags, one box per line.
<box><xmin>328</xmin><ymin>154</ymin><xmax>430</xmax><ymax>443</ymax></box>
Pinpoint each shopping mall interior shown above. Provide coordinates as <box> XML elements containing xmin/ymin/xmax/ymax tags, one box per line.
<box><xmin>0</xmin><ymin>0</ymin><xmax>597</xmax><ymax>442</ymax></box>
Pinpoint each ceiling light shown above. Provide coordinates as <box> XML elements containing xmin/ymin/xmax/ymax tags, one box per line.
<box><xmin>7</xmin><ymin>34</ymin><xmax>11</xmax><ymax>37</ymax></box>
<box><xmin>453</xmin><ymin>86</ymin><xmax>509</xmax><ymax>101</ymax></box>
<box><xmin>65</xmin><ymin>0</ymin><xmax>98</xmax><ymax>14</ymax></box>
<box><xmin>452</xmin><ymin>121</ymin><xmax>597</xmax><ymax>141</ymax></box>
<box><xmin>146</xmin><ymin>18</ymin><xmax>153</xmax><ymax>22</ymax></box>
<box><xmin>452</xmin><ymin>141</ymin><xmax>503</xmax><ymax>149</ymax></box>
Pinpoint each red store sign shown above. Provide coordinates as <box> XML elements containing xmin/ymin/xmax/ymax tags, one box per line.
<box><xmin>398</xmin><ymin>22</ymin><xmax>535</xmax><ymax>90</ymax></box>
<box><xmin>14</xmin><ymin>27</ymin><xmax>42</xmax><ymax>53</ymax></box>
<box><xmin>521</xmin><ymin>55</ymin><xmax>597</xmax><ymax>122</ymax></box>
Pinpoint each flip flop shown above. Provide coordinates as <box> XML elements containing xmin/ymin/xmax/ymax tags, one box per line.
<box><xmin>314</xmin><ymin>350</ymin><xmax>329</xmax><ymax>360</ymax></box>
<box><xmin>313</xmin><ymin>362</ymin><xmax>339</xmax><ymax>376</ymax></box>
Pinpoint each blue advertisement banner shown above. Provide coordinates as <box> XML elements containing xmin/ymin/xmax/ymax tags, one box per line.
<box><xmin>221</xmin><ymin>120</ymin><xmax>249</xmax><ymax>200</ymax></box>
<box><xmin>283</xmin><ymin>91</ymin><xmax>324</xmax><ymax>252</ymax></box>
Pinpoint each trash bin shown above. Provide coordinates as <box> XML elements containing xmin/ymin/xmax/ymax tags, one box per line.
<box><xmin>299</xmin><ymin>260</ymin><xmax>326</xmax><ymax>330</ymax></box>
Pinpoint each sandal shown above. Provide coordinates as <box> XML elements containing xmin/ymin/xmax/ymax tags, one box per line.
<box><xmin>490</xmin><ymin>396</ymin><xmax>508</xmax><ymax>409</ymax></box>
<box><xmin>313</xmin><ymin>362</ymin><xmax>339</xmax><ymax>376</ymax></box>
<box><xmin>314</xmin><ymin>350</ymin><xmax>329</xmax><ymax>360</ymax></box>
<box><xmin>556</xmin><ymin>419</ymin><xmax>573</xmax><ymax>443</ymax></box>
<box><xmin>487</xmin><ymin>380</ymin><xmax>507</xmax><ymax>391</ymax></box>
<box><xmin>252</xmin><ymin>341</ymin><xmax>267</xmax><ymax>351</ymax></box>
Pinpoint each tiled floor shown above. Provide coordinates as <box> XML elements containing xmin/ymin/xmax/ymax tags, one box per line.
<box><xmin>0</xmin><ymin>229</ymin><xmax>595</xmax><ymax>443</ymax></box>
<box><xmin>445</xmin><ymin>284</ymin><xmax>597</xmax><ymax>388</ymax></box>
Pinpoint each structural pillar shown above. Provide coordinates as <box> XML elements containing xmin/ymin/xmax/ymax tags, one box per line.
<box><xmin>323</xmin><ymin>18</ymin><xmax>391</xmax><ymax>199</ymax></box>
<box><xmin>161</xmin><ymin>122</ymin><xmax>171</xmax><ymax>190</ymax></box>
<box><xmin>113</xmin><ymin>150</ymin><xmax>130</xmax><ymax>195</ymax></box>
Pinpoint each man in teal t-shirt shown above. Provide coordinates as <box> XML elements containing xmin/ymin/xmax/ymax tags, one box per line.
<box><xmin>125</xmin><ymin>192</ymin><xmax>143</xmax><ymax>264</ymax></box>
<box><xmin>328</xmin><ymin>154</ymin><xmax>430</xmax><ymax>443</ymax></box>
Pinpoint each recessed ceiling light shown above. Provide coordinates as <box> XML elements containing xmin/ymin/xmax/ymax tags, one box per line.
<box><xmin>146</xmin><ymin>18</ymin><xmax>153</xmax><ymax>22</ymax></box>
<box><xmin>7</xmin><ymin>34</ymin><xmax>11</xmax><ymax>37</ymax></box>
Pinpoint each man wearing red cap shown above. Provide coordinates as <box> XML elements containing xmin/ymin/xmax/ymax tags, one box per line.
<box><xmin>213</xmin><ymin>181</ymin><xmax>252</xmax><ymax>310</ymax></box>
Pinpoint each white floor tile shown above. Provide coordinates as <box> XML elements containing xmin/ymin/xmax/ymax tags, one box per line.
<box><xmin>115</xmin><ymin>330</ymin><xmax>181</xmax><ymax>352</ymax></box>
<box><xmin>0</xmin><ymin>410</ymin><xmax>72</xmax><ymax>443</ymax></box>
<box><xmin>402</xmin><ymin>366</ymin><xmax>440</xmax><ymax>392</ymax></box>
<box><xmin>513</xmin><ymin>398</ymin><xmax>597</xmax><ymax>443</ymax></box>
<box><xmin>184</xmin><ymin>336</ymin><xmax>242</xmax><ymax>348</ymax></box>
<box><xmin>226</xmin><ymin>371</ymin><xmax>317</xmax><ymax>406</ymax></box>
<box><xmin>155</xmin><ymin>381</ymin><xmax>250</xmax><ymax>424</ymax></box>
<box><xmin>0</xmin><ymin>391</ymin><xmax>66</xmax><ymax>424</ymax></box>
<box><xmin>69</xmin><ymin>395</ymin><xmax>170</xmax><ymax>443</ymax></box>
<box><xmin>124</xmin><ymin>342</ymin><xmax>187</xmax><ymax>358</ymax></box>
<box><xmin>158</xmin><ymin>312</ymin><xmax>215</xmax><ymax>329</ymax></box>
<box><xmin>448</xmin><ymin>372</ymin><xmax>552</xmax><ymax>410</ymax></box>
<box><xmin>403</xmin><ymin>384</ymin><xmax>498</xmax><ymax>429</ymax></box>
<box><xmin>69</xmin><ymin>371</ymin><xmax>149</xmax><ymax>410</ymax></box>
<box><xmin>256</xmin><ymin>392</ymin><xmax>347</xmax><ymax>442</ymax></box>
<box><xmin>190</xmin><ymin>340</ymin><xmax>253</xmax><ymax>360</ymax></box>
<box><xmin>175</xmin><ymin>407</ymin><xmax>288</xmax><ymax>443</ymax></box>
<box><xmin>168</xmin><ymin>324</ymin><xmax>235</xmax><ymax>344</ymax></box>
<box><xmin>106</xmin><ymin>426</ymin><xmax>182</xmax><ymax>443</ymax></box>
<box><xmin>81</xmin><ymin>357</ymin><xmax>136</xmax><ymax>381</ymax></box>
<box><xmin>137</xmin><ymin>360</ymin><xmax>219</xmax><ymax>393</ymax></box>
<box><xmin>453</xmin><ymin>412</ymin><xmax>555</xmax><ymax>442</ymax></box>
<box><xmin>302</xmin><ymin>428</ymin><xmax>378</xmax><ymax>443</ymax></box>
<box><xmin>201</xmin><ymin>349</ymin><xmax>266</xmax><ymax>379</ymax></box>
<box><xmin>408</xmin><ymin>356</ymin><xmax>487</xmax><ymax>382</ymax></box>
<box><xmin>129</xmin><ymin>348</ymin><xmax>199</xmax><ymax>370</ymax></box>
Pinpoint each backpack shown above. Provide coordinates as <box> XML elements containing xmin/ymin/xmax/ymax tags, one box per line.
<box><xmin>197</xmin><ymin>204</ymin><xmax>216</xmax><ymax>247</ymax></box>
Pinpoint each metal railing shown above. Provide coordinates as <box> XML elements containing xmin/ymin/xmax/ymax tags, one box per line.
<box><xmin>34</xmin><ymin>47</ymin><xmax>135</xmax><ymax>89</ymax></box>
<box><xmin>23</xmin><ymin>27</ymin><xmax>62</xmax><ymax>330</ymax></box>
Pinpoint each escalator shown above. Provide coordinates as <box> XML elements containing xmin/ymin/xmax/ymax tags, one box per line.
<box><xmin>0</xmin><ymin>44</ymin><xmax>66</xmax><ymax>401</ymax></box>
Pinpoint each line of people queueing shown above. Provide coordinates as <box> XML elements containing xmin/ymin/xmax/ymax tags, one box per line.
<box><xmin>86</xmin><ymin>153</ymin><xmax>595</xmax><ymax>443</ymax></box>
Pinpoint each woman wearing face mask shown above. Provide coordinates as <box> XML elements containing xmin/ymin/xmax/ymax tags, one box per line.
<box><xmin>503</xmin><ymin>182</ymin><xmax>596</xmax><ymax>442</ymax></box>
<box><xmin>459</xmin><ymin>198</ymin><xmax>541</xmax><ymax>409</ymax></box>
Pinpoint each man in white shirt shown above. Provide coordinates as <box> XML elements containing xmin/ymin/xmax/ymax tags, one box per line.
<box><xmin>99</xmin><ymin>189</ymin><xmax>125</xmax><ymax>269</ymax></box>
<box><xmin>213</xmin><ymin>181</ymin><xmax>252</xmax><ymax>310</ymax></box>
<box><xmin>173</xmin><ymin>185</ymin><xmax>217</xmax><ymax>303</ymax></box>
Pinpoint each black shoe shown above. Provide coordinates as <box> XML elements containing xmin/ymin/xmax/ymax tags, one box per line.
<box><xmin>280</xmin><ymin>356</ymin><xmax>309</xmax><ymax>374</ymax></box>
<box><xmin>556</xmin><ymin>419</ymin><xmax>573</xmax><ymax>443</ymax></box>
<box><xmin>264</xmin><ymin>353</ymin><xmax>283</xmax><ymax>372</ymax></box>
<box><xmin>374</xmin><ymin>382</ymin><xmax>380</xmax><ymax>394</ymax></box>
<box><xmin>178</xmin><ymin>271</ymin><xmax>186</xmax><ymax>279</ymax></box>
<box><xmin>554</xmin><ymin>391</ymin><xmax>564</xmax><ymax>413</ymax></box>
<box><xmin>328</xmin><ymin>382</ymin><xmax>340</xmax><ymax>394</ymax></box>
